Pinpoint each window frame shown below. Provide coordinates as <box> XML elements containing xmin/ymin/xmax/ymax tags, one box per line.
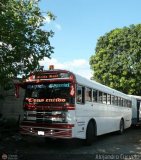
<box><xmin>76</xmin><ymin>84</ymin><xmax>85</xmax><ymax>104</ymax></box>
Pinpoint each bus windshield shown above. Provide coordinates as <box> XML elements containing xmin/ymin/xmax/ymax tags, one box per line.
<box><xmin>25</xmin><ymin>82</ymin><xmax>74</xmax><ymax>104</ymax></box>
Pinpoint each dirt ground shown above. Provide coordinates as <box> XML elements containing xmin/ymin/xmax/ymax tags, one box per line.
<box><xmin>0</xmin><ymin>126</ymin><xmax>141</xmax><ymax>160</ymax></box>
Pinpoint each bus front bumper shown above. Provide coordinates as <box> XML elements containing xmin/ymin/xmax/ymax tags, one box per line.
<box><xmin>20</xmin><ymin>122</ymin><xmax>74</xmax><ymax>139</ymax></box>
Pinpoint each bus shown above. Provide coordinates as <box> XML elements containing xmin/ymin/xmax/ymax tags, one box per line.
<box><xmin>15</xmin><ymin>66</ymin><xmax>132</xmax><ymax>145</ymax></box>
<box><xmin>129</xmin><ymin>95</ymin><xmax>141</xmax><ymax>126</ymax></box>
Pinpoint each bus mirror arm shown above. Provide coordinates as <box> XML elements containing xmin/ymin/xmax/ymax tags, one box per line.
<box><xmin>15</xmin><ymin>84</ymin><xmax>20</xmax><ymax>98</ymax></box>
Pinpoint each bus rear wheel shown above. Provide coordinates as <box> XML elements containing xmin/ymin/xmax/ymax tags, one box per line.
<box><xmin>84</xmin><ymin>121</ymin><xmax>96</xmax><ymax>146</ymax></box>
<box><xmin>118</xmin><ymin>119</ymin><xmax>124</xmax><ymax>134</ymax></box>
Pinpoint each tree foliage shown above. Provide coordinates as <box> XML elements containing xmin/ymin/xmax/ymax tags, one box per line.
<box><xmin>90</xmin><ymin>24</ymin><xmax>141</xmax><ymax>95</ymax></box>
<box><xmin>0</xmin><ymin>0</ymin><xmax>55</xmax><ymax>87</ymax></box>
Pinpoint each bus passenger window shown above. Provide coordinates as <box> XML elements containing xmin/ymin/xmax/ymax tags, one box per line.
<box><xmin>118</xmin><ymin>97</ymin><xmax>121</xmax><ymax>106</ymax></box>
<box><xmin>107</xmin><ymin>94</ymin><xmax>111</xmax><ymax>104</ymax></box>
<box><xmin>93</xmin><ymin>89</ymin><xmax>98</xmax><ymax>102</ymax></box>
<box><xmin>115</xmin><ymin>96</ymin><xmax>118</xmax><ymax>106</ymax></box>
<box><xmin>99</xmin><ymin>91</ymin><xmax>103</xmax><ymax>103</ymax></box>
<box><xmin>111</xmin><ymin>95</ymin><xmax>115</xmax><ymax>105</ymax></box>
<box><xmin>119</xmin><ymin>98</ymin><xmax>123</xmax><ymax>106</ymax></box>
<box><xmin>76</xmin><ymin>85</ymin><xmax>85</xmax><ymax>104</ymax></box>
<box><xmin>103</xmin><ymin>93</ymin><xmax>107</xmax><ymax>104</ymax></box>
<box><xmin>124</xmin><ymin>99</ymin><xmax>127</xmax><ymax>107</ymax></box>
<box><xmin>127</xmin><ymin>101</ymin><xmax>131</xmax><ymax>108</ymax></box>
<box><xmin>85</xmin><ymin>88</ymin><xmax>92</xmax><ymax>102</ymax></box>
<box><xmin>121</xmin><ymin>98</ymin><xmax>123</xmax><ymax>106</ymax></box>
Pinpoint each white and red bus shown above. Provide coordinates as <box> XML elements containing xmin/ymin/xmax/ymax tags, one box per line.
<box><xmin>15</xmin><ymin>66</ymin><xmax>132</xmax><ymax>145</ymax></box>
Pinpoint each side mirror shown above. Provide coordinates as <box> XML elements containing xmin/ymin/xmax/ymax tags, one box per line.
<box><xmin>15</xmin><ymin>84</ymin><xmax>20</xmax><ymax>98</ymax></box>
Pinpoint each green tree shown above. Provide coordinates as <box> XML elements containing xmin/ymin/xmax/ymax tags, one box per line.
<box><xmin>90</xmin><ymin>24</ymin><xmax>141</xmax><ymax>95</ymax></box>
<box><xmin>0</xmin><ymin>0</ymin><xmax>55</xmax><ymax>87</ymax></box>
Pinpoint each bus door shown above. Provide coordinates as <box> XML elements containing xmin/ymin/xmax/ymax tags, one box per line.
<box><xmin>137</xmin><ymin>100</ymin><xmax>141</xmax><ymax>122</ymax></box>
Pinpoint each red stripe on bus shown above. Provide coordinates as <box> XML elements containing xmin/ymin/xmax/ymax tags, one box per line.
<box><xmin>21</xmin><ymin>122</ymin><xmax>74</xmax><ymax>129</ymax></box>
<box><xmin>25</xmin><ymin>104</ymin><xmax>75</xmax><ymax>111</ymax></box>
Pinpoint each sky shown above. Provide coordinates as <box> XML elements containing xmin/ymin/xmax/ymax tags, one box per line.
<box><xmin>39</xmin><ymin>0</ymin><xmax>141</xmax><ymax>79</ymax></box>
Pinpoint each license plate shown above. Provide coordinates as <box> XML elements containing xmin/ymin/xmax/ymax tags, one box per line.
<box><xmin>38</xmin><ymin>131</ymin><xmax>45</xmax><ymax>136</ymax></box>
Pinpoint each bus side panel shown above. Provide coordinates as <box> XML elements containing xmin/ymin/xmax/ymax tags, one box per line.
<box><xmin>74</xmin><ymin>102</ymin><xmax>94</xmax><ymax>139</ymax></box>
<box><xmin>96</xmin><ymin>117</ymin><xmax>120</xmax><ymax>135</ymax></box>
<box><xmin>75</xmin><ymin>102</ymin><xmax>132</xmax><ymax>138</ymax></box>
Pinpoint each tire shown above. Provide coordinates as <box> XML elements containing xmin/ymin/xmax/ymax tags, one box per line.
<box><xmin>118</xmin><ymin>119</ymin><xmax>124</xmax><ymax>135</ymax></box>
<box><xmin>84</xmin><ymin>121</ymin><xmax>96</xmax><ymax>146</ymax></box>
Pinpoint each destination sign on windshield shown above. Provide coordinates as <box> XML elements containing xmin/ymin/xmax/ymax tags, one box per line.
<box><xmin>35</xmin><ymin>72</ymin><xmax>70</xmax><ymax>79</ymax></box>
<box><xmin>27</xmin><ymin>83</ymin><xmax>70</xmax><ymax>89</ymax></box>
<box><xmin>35</xmin><ymin>74</ymin><xmax>59</xmax><ymax>79</ymax></box>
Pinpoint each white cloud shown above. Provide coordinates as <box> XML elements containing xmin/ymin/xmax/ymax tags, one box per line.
<box><xmin>39</xmin><ymin>58</ymin><xmax>92</xmax><ymax>79</ymax></box>
<box><xmin>43</xmin><ymin>15</ymin><xmax>62</xmax><ymax>31</ymax></box>
<box><xmin>44</xmin><ymin>15</ymin><xmax>51</xmax><ymax>24</ymax></box>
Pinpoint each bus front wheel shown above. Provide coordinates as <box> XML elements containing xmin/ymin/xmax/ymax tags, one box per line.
<box><xmin>84</xmin><ymin>121</ymin><xmax>96</xmax><ymax>146</ymax></box>
<box><xmin>118</xmin><ymin>119</ymin><xmax>124</xmax><ymax>135</ymax></box>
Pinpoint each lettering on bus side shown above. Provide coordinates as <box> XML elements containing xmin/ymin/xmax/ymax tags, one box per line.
<box><xmin>26</xmin><ymin>98</ymin><xmax>66</xmax><ymax>103</ymax></box>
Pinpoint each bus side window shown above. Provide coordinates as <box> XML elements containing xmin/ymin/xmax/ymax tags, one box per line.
<box><xmin>76</xmin><ymin>85</ymin><xmax>85</xmax><ymax>104</ymax></box>
<box><xmin>85</xmin><ymin>87</ymin><xmax>92</xmax><ymax>102</ymax></box>
<box><xmin>107</xmin><ymin>94</ymin><xmax>111</xmax><ymax>104</ymax></box>
<box><xmin>115</xmin><ymin>96</ymin><xmax>118</xmax><ymax>106</ymax></box>
<box><xmin>127</xmin><ymin>100</ymin><xmax>131</xmax><ymax>108</ymax></box>
<box><xmin>118</xmin><ymin>97</ymin><xmax>121</xmax><ymax>106</ymax></box>
<box><xmin>99</xmin><ymin>91</ymin><xmax>103</xmax><ymax>103</ymax></box>
<box><xmin>103</xmin><ymin>93</ymin><xmax>107</xmax><ymax>104</ymax></box>
<box><xmin>123</xmin><ymin>99</ymin><xmax>126</xmax><ymax>107</ymax></box>
<box><xmin>121</xmin><ymin>98</ymin><xmax>123</xmax><ymax>106</ymax></box>
<box><xmin>93</xmin><ymin>89</ymin><xmax>98</xmax><ymax>102</ymax></box>
<box><xmin>111</xmin><ymin>95</ymin><xmax>115</xmax><ymax>105</ymax></box>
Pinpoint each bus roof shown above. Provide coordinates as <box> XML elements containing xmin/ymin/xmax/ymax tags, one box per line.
<box><xmin>128</xmin><ymin>95</ymin><xmax>141</xmax><ymax>100</ymax></box>
<box><xmin>74</xmin><ymin>73</ymin><xmax>131</xmax><ymax>100</ymax></box>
